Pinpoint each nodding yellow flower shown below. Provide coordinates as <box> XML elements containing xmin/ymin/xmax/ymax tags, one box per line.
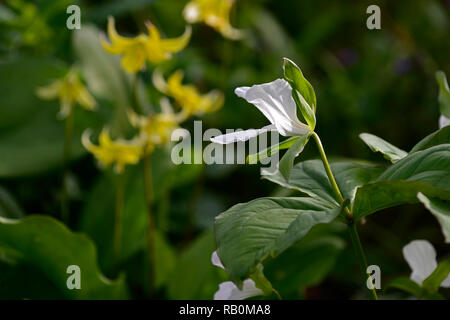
<box><xmin>128</xmin><ymin>102</ymin><xmax>180</xmax><ymax>154</ymax></box>
<box><xmin>183</xmin><ymin>0</ymin><xmax>243</xmax><ymax>40</ymax></box>
<box><xmin>100</xmin><ymin>16</ymin><xmax>192</xmax><ymax>73</ymax></box>
<box><xmin>36</xmin><ymin>69</ymin><xmax>96</xmax><ymax>119</ymax></box>
<box><xmin>82</xmin><ymin>129</ymin><xmax>143</xmax><ymax>174</ymax></box>
<box><xmin>153</xmin><ymin>69</ymin><xmax>224</xmax><ymax>119</ymax></box>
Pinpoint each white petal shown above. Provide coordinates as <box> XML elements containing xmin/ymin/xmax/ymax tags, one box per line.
<box><xmin>439</xmin><ymin>115</ymin><xmax>450</xmax><ymax>129</ymax></box>
<box><xmin>403</xmin><ymin>240</ymin><xmax>438</xmax><ymax>286</ymax></box>
<box><xmin>211</xmin><ymin>251</ymin><xmax>224</xmax><ymax>269</ymax></box>
<box><xmin>235</xmin><ymin>79</ymin><xmax>310</xmax><ymax>136</ymax></box>
<box><xmin>210</xmin><ymin>125</ymin><xmax>276</xmax><ymax>144</ymax></box>
<box><xmin>214</xmin><ymin>279</ymin><xmax>264</xmax><ymax>300</ymax></box>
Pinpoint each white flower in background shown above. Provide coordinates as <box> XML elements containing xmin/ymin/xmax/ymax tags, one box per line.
<box><xmin>402</xmin><ymin>240</ymin><xmax>450</xmax><ymax>287</ymax></box>
<box><xmin>211</xmin><ymin>79</ymin><xmax>311</xmax><ymax>144</ymax></box>
<box><xmin>439</xmin><ymin>115</ymin><xmax>450</xmax><ymax>129</ymax></box>
<box><xmin>211</xmin><ymin>251</ymin><xmax>263</xmax><ymax>300</ymax></box>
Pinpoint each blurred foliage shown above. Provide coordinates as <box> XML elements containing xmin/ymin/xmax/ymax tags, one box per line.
<box><xmin>0</xmin><ymin>0</ymin><xmax>449</xmax><ymax>299</ymax></box>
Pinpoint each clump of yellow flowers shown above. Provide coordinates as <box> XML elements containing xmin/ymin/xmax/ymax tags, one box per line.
<box><xmin>183</xmin><ymin>0</ymin><xmax>243</xmax><ymax>40</ymax></box>
<box><xmin>101</xmin><ymin>16</ymin><xmax>192</xmax><ymax>73</ymax></box>
<box><xmin>36</xmin><ymin>68</ymin><xmax>96</xmax><ymax>119</ymax></box>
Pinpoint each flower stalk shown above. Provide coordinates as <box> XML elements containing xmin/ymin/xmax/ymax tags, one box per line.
<box><xmin>61</xmin><ymin>110</ymin><xmax>75</xmax><ymax>223</ymax></box>
<box><xmin>113</xmin><ymin>170</ymin><xmax>125</xmax><ymax>271</ymax></box>
<box><xmin>311</xmin><ymin>131</ymin><xmax>377</xmax><ymax>300</ymax></box>
<box><xmin>143</xmin><ymin>153</ymin><xmax>156</xmax><ymax>296</ymax></box>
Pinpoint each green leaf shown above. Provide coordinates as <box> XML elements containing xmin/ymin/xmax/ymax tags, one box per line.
<box><xmin>278</xmin><ymin>133</ymin><xmax>311</xmax><ymax>181</ymax></box>
<box><xmin>0</xmin><ymin>57</ymin><xmax>108</xmax><ymax>177</ymax></box>
<box><xmin>359</xmin><ymin>133</ymin><xmax>407</xmax><ymax>163</ymax></box>
<box><xmin>283</xmin><ymin>58</ymin><xmax>316</xmax><ymax>129</ymax></box>
<box><xmin>0</xmin><ymin>186</ymin><xmax>24</xmax><ymax>219</ymax></box>
<box><xmin>247</xmin><ymin>136</ymin><xmax>298</xmax><ymax>164</ymax></box>
<box><xmin>385</xmin><ymin>277</ymin><xmax>422</xmax><ymax>297</ymax></box>
<box><xmin>417</xmin><ymin>193</ymin><xmax>450</xmax><ymax>243</ymax></box>
<box><xmin>422</xmin><ymin>259</ymin><xmax>450</xmax><ymax>293</ymax></box>
<box><xmin>167</xmin><ymin>232</ymin><xmax>224</xmax><ymax>299</ymax></box>
<box><xmin>215</xmin><ymin>197</ymin><xmax>340</xmax><ymax>283</ymax></box>
<box><xmin>436</xmin><ymin>71</ymin><xmax>450</xmax><ymax>118</ymax></box>
<box><xmin>73</xmin><ymin>25</ymin><xmax>133</xmax><ymax>136</ymax></box>
<box><xmin>352</xmin><ymin>144</ymin><xmax>450</xmax><ymax>220</ymax></box>
<box><xmin>0</xmin><ymin>215</ymin><xmax>128</xmax><ymax>299</ymax></box>
<box><xmin>263</xmin><ymin>159</ymin><xmax>384</xmax><ymax>206</ymax></box>
<box><xmin>264</xmin><ymin>236</ymin><xmax>345</xmax><ymax>298</ymax></box>
<box><xmin>410</xmin><ymin>126</ymin><xmax>450</xmax><ymax>153</ymax></box>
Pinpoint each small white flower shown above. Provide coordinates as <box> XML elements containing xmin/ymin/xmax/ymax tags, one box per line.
<box><xmin>439</xmin><ymin>115</ymin><xmax>450</xmax><ymax>129</ymax></box>
<box><xmin>211</xmin><ymin>79</ymin><xmax>310</xmax><ymax>144</ymax></box>
<box><xmin>211</xmin><ymin>251</ymin><xmax>264</xmax><ymax>300</ymax></box>
<box><xmin>402</xmin><ymin>240</ymin><xmax>450</xmax><ymax>287</ymax></box>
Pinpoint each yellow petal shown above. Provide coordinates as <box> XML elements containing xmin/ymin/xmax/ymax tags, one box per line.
<box><xmin>160</xmin><ymin>25</ymin><xmax>192</xmax><ymax>53</ymax></box>
<box><xmin>36</xmin><ymin>81</ymin><xmax>63</xmax><ymax>100</ymax></box>
<box><xmin>152</xmin><ymin>68</ymin><xmax>168</xmax><ymax>93</ymax></box>
<box><xmin>121</xmin><ymin>45</ymin><xmax>147</xmax><ymax>73</ymax></box>
<box><xmin>76</xmin><ymin>86</ymin><xmax>97</xmax><ymax>111</ymax></box>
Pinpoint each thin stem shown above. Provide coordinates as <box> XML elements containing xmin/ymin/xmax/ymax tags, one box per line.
<box><xmin>311</xmin><ymin>132</ymin><xmax>352</xmax><ymax>220</ymax></box>
<box><xmin>349</xmin><ymin>222</ymin><xmax>378</xmax><ymax>300</ymax></box>
<box><xmin>113</xmin><ymin>170</ymin><xmax>125</xmax><ymax>272</ymax></box>
<box><xmin>61</xmin><ymin>110</ymin><xmax>74</xmax><ymax>224</ymax></box>
<box><xmin>143</xmin><ymin>153</ymin><xmax>155</xmax><ymax>297</ymax></box>
<box><xmin>311</xmin><ymin>132</ymin><xmax>377</xmax><ymax>300</ymax></box>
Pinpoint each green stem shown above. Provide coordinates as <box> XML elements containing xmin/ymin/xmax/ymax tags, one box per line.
<box><xmin>311</xmin><ymin>132</ymin><xmax>377</xmax><ymax>300</ymax></box>
<box><xmin>113</xmin><ymin>170</ymin><xmax>125</xmax><ymax>272</ymax></box>
<box><xmin>61</xmin><ymin>110</ymin><xmax>74</xmax><ymax>224</ymax></box>
<box><xmin>349</xmin><ymin>222</ymin><xmax>378</xmax><ymax>300</ymax></box>
<box><xmin>143</xmin><ymin>153</ymin><xmax>155</xmax><ymax>297</ymax></box>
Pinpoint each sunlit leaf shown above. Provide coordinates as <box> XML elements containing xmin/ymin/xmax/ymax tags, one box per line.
<box><xmin>359</xmin><ymin>133</ymin><xmax>407</xmax><ymax>163</ymax></box>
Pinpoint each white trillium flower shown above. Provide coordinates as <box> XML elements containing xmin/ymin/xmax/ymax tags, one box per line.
<box><xmin>211</xmin><ymin>79</ymin><xmax>311</xmax><ymax>144</ymax></box>
<box><xmin>439</xmin><ymin>115</ymin><xmax>450</xmax><ymax>129</ymax></box>
<box><xmin>402</xmin><ymin>240</ymin><xmax>450</xmax><ymax>287</ymax></box>
<box><xmin>211</xmin><ymin>251</ymin><xmax>264</xmax><ymax>300</ymax></box>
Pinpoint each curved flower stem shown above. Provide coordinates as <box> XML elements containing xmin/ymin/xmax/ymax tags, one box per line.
<box><xmin>113</xmin><ymin>170</ymin><xmax>125</xmax><ymax>271</ymax></box>
<box><xmin>132</xmin><ymin>74</ymin><xmax>156</xmax><ymax>296</ymax></box>
<box><xmin>61</xmin><ymin>110</ymin><xmax>74</xmax><ymax>224</ymax></box>
<box><xmin>311</xmin><ymin>132</ymin><xmax>377</xmax><ymax>300</ymax></box>
<box><xmin>143</xmin><ymin>153</ymin><xmax>156</xmax><ymax>297</ymax></box>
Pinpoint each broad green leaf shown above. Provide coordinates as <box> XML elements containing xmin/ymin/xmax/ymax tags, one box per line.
<box><xmin>262</xmin><ymin>159</ymin><xmax>384</xmax><ymax>206</ymax></box>
<box><xmin>352</xmin><ymin>144</ymin><xmax>450</xmax><ymax>219</ymax></box>
<box><xmin>0</xmin><ymin>215</ymin><xmax>128</xmax><ymax>299</ymax></box>
<box><xmin>215</xmin><ymin>197</ymin><xmax>341</xmax><ymax>283</ymax></box>
<box><xmin>167</xmin><ymin>232</ymin><xmax>224</xmax><ymax>299</ymax></box>
<box><xmin>0</xmin><ymin>186</ymin><xmax>24</xmax><ymax>219</ymax></box>
<box><xmin>385</xmin><ymin>277</ymin><xmax>422</xmax><ymax>297</ymax></box>
<box><xmin>417</xmin><ymin>193</ymin><xmax>450</xmax><ymax>243</ymax></box>
<box><xmin>264</xmin><ymin>236</ymin><xmax>345</xmax><ymax>298</ymax></box>
<box><xmin>79</xmin><ymin>148</ymin><xmax>198</xmax><ymax>273</ymax></box>
<box><xmin>247</xmin><ymin>136</ymin><xmax>298</xmax><ymax>164</ymax></box>
<box><xmin>278</xmin><ymin>133</ymin><xmax>311</xmax><ymax>181</ymax></box>
<box><xmin>0</xmin><ymin>57</ymin><xmax>109</xmax><ymax>177</ymax></box>
<box><xmin>409</xmin><ymin>126</ymin><xmax>450</xmax><ymax>153</ymax></box>
<box><xmin>436</xmin><ymin>71</ymin><xmax>450</xmax><ymax>118</ymax></box>
<box><xmin>283</xmin><ymin>58</ymin><xmax>316</xmax><ymax>129</ymax></box>
<box><xmin>422</xmin><ymin>259</ymin><xmax>450</xmax><ymax>293</ymax></box>
<box><xmin>73</xmin><ymin>25</ymin><xmax>133</xmax><ymax>136</ymax></box>
<box><xmin>359</xmin><ymin>133</ymin><xmax>407</xmax><ymax>163</ymax></box>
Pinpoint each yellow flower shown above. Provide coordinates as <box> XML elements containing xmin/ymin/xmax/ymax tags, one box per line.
<box><xmin>82</xmin><ymin>129</ymin><xmax>143</xmax><ymax>173</ymax></box>
<box><xmin>100</xmin><ymin>16</ymin><xmax>192</xmax><ymax>73</ymax></box>
<box><xmin>128</xmin><ymin>102</ymin><xmax>180</xmax><ymax>153</ymax></box>
<box><xmin>183</xmin><ymin>0</ymin><xmax>243</xmax><ymax>40</ymax></box>
<box><xmin>36</xmin><ymin>69</ymin><xmax>96</xmax><ymax>119</ymax></box>
<box><xmin>153</xmin><ymin>69</ymin><xmax>224</xmax><ymax>119</ymax></box>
